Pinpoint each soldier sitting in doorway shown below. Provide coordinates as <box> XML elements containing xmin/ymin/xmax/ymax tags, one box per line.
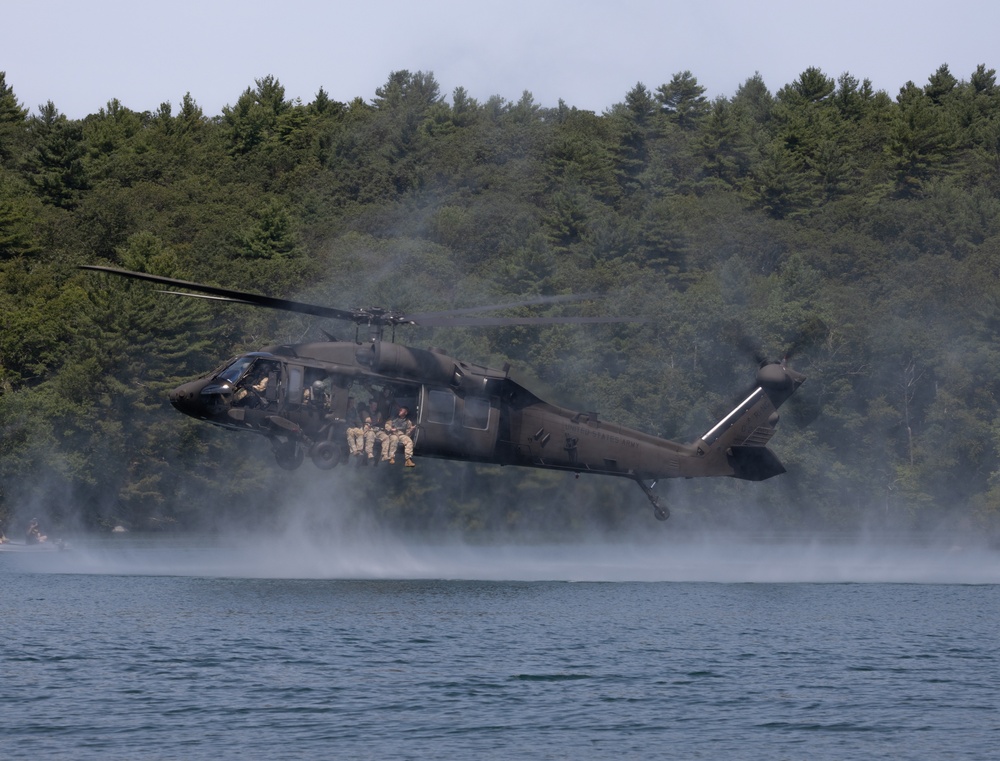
<box><xmin>364</xmin><ymin>399</ymin><xmax>387</xmax><ymax>464</ymax></box>
<box><xmin>346</xmin><ymin>398</ymin><xmax>366</xmax><ymax>457</ymax></box>
<box><xmin>383</xmin><ymin>406</ymin><xmax>416</xmax><ymax>467</ymax></box>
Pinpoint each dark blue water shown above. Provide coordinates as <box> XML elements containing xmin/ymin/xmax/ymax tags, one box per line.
<box><xmin>2</xmin><ymin>537</ymin><xmax>998</xmax><ymax>760</ymax></box>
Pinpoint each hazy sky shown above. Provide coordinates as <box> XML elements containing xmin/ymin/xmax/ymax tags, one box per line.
<box><xmin>6</xmin><ymin>0</ymin><xmax>999</xmax><ymax>118</ymax></box>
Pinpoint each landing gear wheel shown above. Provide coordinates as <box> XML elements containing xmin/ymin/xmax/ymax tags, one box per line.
<box><xmin>309</xmin><ymin>440</ymin><xmax>342</xmax><ymax>470</ymax></box>
<box><xmin>635</xmin><ymin>478</ymin><xmax>670</xmax><ymax>522</ymax></box>
<box><xmin>273</xmin><ymin>441</ymin><xmax>304</xmax><ymax>470</ymax></box>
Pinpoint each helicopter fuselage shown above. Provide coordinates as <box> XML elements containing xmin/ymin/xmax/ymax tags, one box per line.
<box><xmin>168</xmin><ymin>338</ymin><xmax>804</xmax><ymax>515</ymax></box>
<box><xmin>81</xmin><ymin>263</ymin><xmax>805</xmax><ymax>521</ymax></box>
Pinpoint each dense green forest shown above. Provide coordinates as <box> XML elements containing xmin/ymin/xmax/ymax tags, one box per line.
<box><xmin>2</xmin><ymin>63</ymin><xmax>1000</xmax><ymax>539</ymax></box>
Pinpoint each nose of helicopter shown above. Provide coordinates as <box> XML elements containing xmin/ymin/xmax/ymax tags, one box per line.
<box><xmin>169</xmin><ymin>378</ymin><xmax>222</xmax><ymax>419</ymax></box>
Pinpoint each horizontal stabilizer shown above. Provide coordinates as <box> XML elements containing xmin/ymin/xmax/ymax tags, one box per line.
<box><xmin>727</xmin><ymin>446</ymin><xmax>786</xmax><ymax>481</ymax></box>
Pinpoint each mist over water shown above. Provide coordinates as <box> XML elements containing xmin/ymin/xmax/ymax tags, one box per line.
<box><xmin>18</xmin><ymin>503</ymin><xmax>1000</xmax><ymax>585</ymax></box>
<box><xmin>7</xmin><ymin>496</ymin><xmax>999</xmax><ymax>760</ymax></box>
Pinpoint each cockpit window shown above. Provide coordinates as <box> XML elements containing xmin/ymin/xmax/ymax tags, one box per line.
<box><xmin>426</xmin><ymin>389</ymin><xmax>455</xmax><ymax>425</ymax></box>
<box><xmin>218</xmin><ymin>356</ymin><xmax>255</xmax><ymax>384</ymax></box>
<box><xmin>464</xmin><ymin>397</ymin><xmax>492</xmax><ymax>430</ymax></box>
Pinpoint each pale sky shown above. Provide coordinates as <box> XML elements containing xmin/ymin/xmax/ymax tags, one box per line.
<box><xmin>5</xmin><ymin>0</ymin><xmax>999</xmax><ymax>118</ymax></box>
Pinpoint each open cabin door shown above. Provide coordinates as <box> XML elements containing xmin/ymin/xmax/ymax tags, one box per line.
<box><xmin>417</xmin><ymin>386</ymin><xmax>499</xmax><ymax>461</ymax></box>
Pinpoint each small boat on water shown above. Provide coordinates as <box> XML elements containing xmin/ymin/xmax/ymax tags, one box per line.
<box><xmin>0</xmin><ymin>540</ymin><xmax>70</xmax><ymax>553</ymax></box>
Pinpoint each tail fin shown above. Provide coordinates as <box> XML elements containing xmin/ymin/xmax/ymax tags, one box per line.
<box><xmin>696</xmin><ymin>361</ymin><xmax>805</xmax><ymax>481</ymax></box>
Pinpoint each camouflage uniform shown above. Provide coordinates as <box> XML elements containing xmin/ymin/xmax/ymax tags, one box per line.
<box><xmin>346</xmin><ymin>401</ymin><xmax>365</xmax><ymax>455</ymax></box>
<box><xmin>233</xmin><ymin>373</ymin><xmax>268</xmax><ymax>406</ymax></box>
<box><xmin>384</xmin><ymin>409</ymin><xmax>416</xmax><ymax>466</ymax></box>
<box><xmin>364</xmin><ymin>406</ymin><xmax>387</xmax><ymax>460</ymax></box>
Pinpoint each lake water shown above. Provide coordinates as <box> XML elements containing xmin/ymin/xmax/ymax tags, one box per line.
<box><xmin>3</xmin><ymin>534</ymin><xmax>999</xmax><ymax>760</ymax></box>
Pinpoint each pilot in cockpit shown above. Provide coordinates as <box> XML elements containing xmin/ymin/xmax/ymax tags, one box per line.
<box><xmin>234</xmin><ymin>364</ymin><xmax>272</xmax><ymax>407</ymax></box>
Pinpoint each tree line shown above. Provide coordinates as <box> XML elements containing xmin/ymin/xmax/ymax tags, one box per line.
<box><xmin>1</xmin><ymin>63</ymin><xmax>1000</xmax><ymax>538</ymax></box>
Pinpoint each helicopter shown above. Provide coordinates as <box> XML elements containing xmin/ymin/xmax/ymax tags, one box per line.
<box><xmin>81</xmin><ymin>265</ymin><xmax>805</xmax><ymax>521</ymax></box>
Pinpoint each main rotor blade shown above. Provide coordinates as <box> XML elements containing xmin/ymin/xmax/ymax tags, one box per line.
<box><xmin>80</xmin><ymin>265</ymin><xmax>359</xmax><ymax>322</ymax></box>
<box><xmin>407</xmin><ymin>293</ymin><xmax>597</xmax><ymax>322</ymax></box>
<box><xmin>413</xmin><ymin>315</ymin><xmax>647</xmax><ymax>327</ymax></box>
<box><xmin>82</xmin><ymin>265</ymin><xmax>645</xmax><ymax>330</ymax></box>
<box><xmin>156</xmin><ymin>290</ymin><xmax>258</xmax><ymax>306</ymax></box>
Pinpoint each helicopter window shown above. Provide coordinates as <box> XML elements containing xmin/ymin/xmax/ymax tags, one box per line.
<box><xmin>218</xmin><ymin>356</ymin><xmax>255</xmax><ymax>384</ymax></box>
<box><xmin>426</xmin><ymin>389</ymin><xmax>455</xmax><ymax>425</ymax></box>
<box><xmin>287</xmin><ymin>366</ymin><xmax>303</xmax><ymax>400</ymax></box>
<box><xmin>464</xmin><ymin>397</ymin><xmax>492</xmax><ymax>430</ymax></box>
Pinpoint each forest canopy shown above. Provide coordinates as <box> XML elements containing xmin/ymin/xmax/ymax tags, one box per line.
<box><xmin>2</xmin><ymin>63</ymin><xmax>1000</xmax><ymax>539</ymax></box>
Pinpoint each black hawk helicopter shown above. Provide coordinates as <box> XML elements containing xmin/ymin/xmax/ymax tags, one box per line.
<box><xmin>82</xmin><ymin>265</ymin><xmax>805</xmax><ymax>520</ymax></box>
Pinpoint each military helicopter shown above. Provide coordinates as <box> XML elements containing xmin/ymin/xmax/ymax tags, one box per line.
<box><xmin>81</xmin><ymin>265</ymin><xmax>805</xmax><ymax>520</ymax></box>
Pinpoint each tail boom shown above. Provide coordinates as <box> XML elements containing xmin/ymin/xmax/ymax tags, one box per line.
<box><xmin>692</xmin><ymin>362</ymin><xmax>804</xmax><ymax>481</ymax></box>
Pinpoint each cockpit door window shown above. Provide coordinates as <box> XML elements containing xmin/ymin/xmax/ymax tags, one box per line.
<box><xmin>286</xmin><ymin>366</ymin><xmax>303</xmax><ymax>403</ymax></box>
<box><xmin>463</xmin><ymin>397</ymin><xmax>492</xmax><ymax>430</ymax></box>
<box><xmin>218</xmin><ymin>356</ymin><xmax>254</xmax><ymax>385</ymax></box>
<box><xmin>425</xmin><ymin>389</ymin><xmax>455</xmax><ymax>425</ymax></box>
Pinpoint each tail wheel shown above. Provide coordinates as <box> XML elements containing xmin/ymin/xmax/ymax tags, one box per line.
<box><xmin>273</xmin><ymin>441</ymin><xmax>304</xmax><ymax>470</ymax></box>
<box><xmin>309</xmin><ymin>440</ymin><xmax>342</xmax><ymax>470</ymax></box>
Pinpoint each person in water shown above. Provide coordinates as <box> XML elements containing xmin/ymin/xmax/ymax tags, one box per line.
<box><xmin>25</xmin><ymin>518</ymin><xmax>47</xmax><ymax>545</ymax></box>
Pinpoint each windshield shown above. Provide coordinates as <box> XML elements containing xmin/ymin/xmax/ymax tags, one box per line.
<box><xmin>217</xmin><ymin>356</ymin><xmax>255</xmax><ymax>384</ymax></box>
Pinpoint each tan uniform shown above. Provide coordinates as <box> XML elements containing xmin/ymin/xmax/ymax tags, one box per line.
<box><xmin>373</xmin><ymin>426</ymin><xmax>393</xmax><ymax>462</ymax></box>
<box><xmin>385</xmin><ymin>413</ymin><xmax>416</xmax><ymax>464</ymax></box>
<box><xmin>233</xmin><ymin>375</ymin><xmax>266</xmax><ymax>404</ymax></box>
<box><xmin>348</xmin><ymin>419</ymin><xmax>369</xmax><ymax>455</ymax></box>
<box><xmin>364</xmin><ymin>407</ymin><xmax>386</xmax><ymax>460</ymax></box>
<box><xmin>345</xmin><ymin>402</ymin><xmax>365</xmax><ymax>455</ymax></box>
